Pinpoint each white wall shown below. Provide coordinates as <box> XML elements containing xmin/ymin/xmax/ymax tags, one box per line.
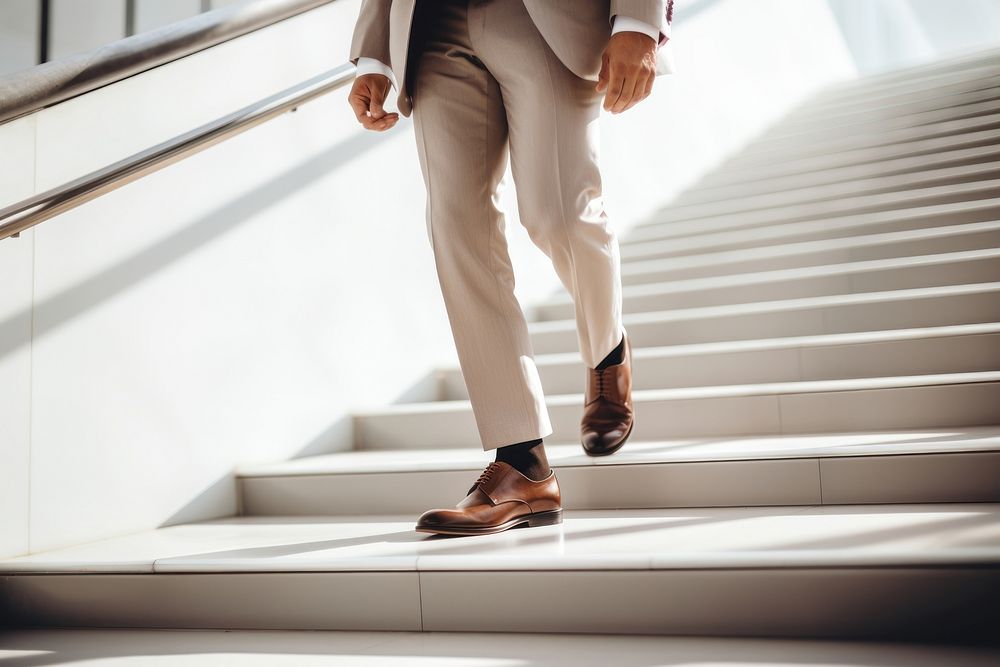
<box><xmin>134</xmin><ymin>0</ymin><xmax>202</xmax><ymax>35</ymax></box>
<box><xmin>0</xmin><ymin>114</ymin><xmax>36</xmax><ymax>559</ymax></box>
<box><xmin>827</xmin><ymin>0</ymin><xmax>1000</xmax><ymax>75</ymax></box>
<box><xmin>1</xmin><ymin>0</ymin><xmax>463</xmax><ymax>557</ymax></box>
<box><xmin>49</xmin><ymin>0</ymin><xmax>127</xmax><ymax>60</ymax></box>
<box><xmin>0</xmin><ymin>0</ymin><xmax>877</xmax><ymax>558</ymax></box>
<box><xmin>0</xmin><ymin>0</ymin><xmax>38</xmax><ymax>76</ymax></box>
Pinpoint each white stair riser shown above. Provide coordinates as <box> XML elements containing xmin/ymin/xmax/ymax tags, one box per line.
<box><xmin>767</xmin><ymin>90</ymin><xmax>1000</xmax><ymax>144</ymax></box>
<box><xmin>788</xmin><ymin>68</ymin><xmax>1000</xmax><ymax>117</ymax></box>
<box><xmin>4</xmin><ymin>568</ymin><xmax>996</xmax><ymax>642</ymax></box>
<box><xmin>732</xmin><ymin>99</ymin><xmax>1000</xmax><ymax>161</ymax></box>
<box><xmin>629</xmin><ymin>182</ymin><xmax>1000</xmax><ymax>241</ymax></box>
<box><xmin>642</xmin><ymin>163</ymin><xmax>1000</xmax><ymax>225</ymax></box>
<box><xmin>239</xmin><ymin>451</ymin><xmax>1000</xmax><ymax>516</ymax></box>
<box><xmin>0</xmin><ymin>573</ymin><xmax>421</xmax><ymax>631</ymax></box>
<box><xmin>419</xmin><ymin>569</ymin><xmax>999</xmax><ymax>640</ymax></box>
<box><xmin>621</xmin><ymin>208</ymin><xmax>1000</xmax><ymax>256</ymax></box>
<box><xmin>700</xmin><ymin>113</ymin><xmax>1000</xmax><ymax>184</ymax></box>
<box><xmin>529</xmin><ymin>288</ymin><xmax>1000</xmax><ymax>353</ymax></box>
<box><xmin>801</xmin><ymin>60</ymin><xmax>1000</xmax><ymax>103</ymax></box>
<box><xmin>677</xmin><ymin>143</ymin><xmax>1000</xmax><ymax>205</ymax></box>
<box><xmin>437</xmin><ymin>330</ymin><xmax>1000</xmax><ymax>399</ymax></box>
<box><xmin>537</xmin><ymin>254</ymin><xmax>1000</xmax><ymax>320</ymax></box>
<box><xmin>730</xmin><ymin>118</ymin><xmax>1000</xmax><ymax>176</ymax></box>
<box><xmin>622</xmin><ymin>233</ymin><xmax>1000</xmax><ymax>283</ymax></box>
<box><xmin>355</xmin><ymin>381</ymin><xmax>1000</xmax><ymax>450</ymax></box>
<box><xmin>809</xmin><ymin>51</ymin><xmax>999</xmax><ymax>93</ymax></box>
<box><xmin>772</xmin><ymin>89</ymin><xmax>1000</xmax><ymax>136</ymax></box>
<box><xmin>707</xmin><ymin>140</ymin><xmax>1000</xmax><ymax>193</ymax></box>
<box><xmin>760</xmin><ymin>89</ymin><xmax>1000</xmax><ymax>142</ymax></box>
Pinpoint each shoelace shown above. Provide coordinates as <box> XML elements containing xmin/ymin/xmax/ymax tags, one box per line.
<box><xmin>475</xmin><ymin>461</ymin><xmax>503</xmax><ymax>487</ymax></box>
<box><xmin>595</xmin><ymin>368</ymin><xmax>607</xmax><ymax>400</ymax></box>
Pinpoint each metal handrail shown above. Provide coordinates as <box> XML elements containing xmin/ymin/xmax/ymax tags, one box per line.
<box><xmin>0</xmin><ymin>62</ymin><xmax>356</xmax><ymax>241</ymax></box>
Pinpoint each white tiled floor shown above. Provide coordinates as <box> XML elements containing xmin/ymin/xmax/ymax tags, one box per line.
<box><xmin>1</xmin><ymin>504</ymin><xmax>997</xmax><ymax>574</ymax></box>
<box><xmin>1</xmin><ymin>628</ymin><xmax>998</xmax><ymax>666</ymax></box>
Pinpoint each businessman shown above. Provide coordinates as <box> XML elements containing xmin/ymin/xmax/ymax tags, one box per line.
<box><xmin>348</xmin><ymin>0</ymin><xmax>674</xmax><ymax>536</ymax></box>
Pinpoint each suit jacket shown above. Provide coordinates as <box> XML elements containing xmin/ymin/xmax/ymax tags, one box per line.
<box><xmin>349</xmin><ymin>0</ymin><xmax>675</xmax><ymax>117</ymax></box>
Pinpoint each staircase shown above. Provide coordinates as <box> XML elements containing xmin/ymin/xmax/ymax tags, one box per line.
<box><xmin>3</xmin><ymin>49</ymin><xmax>1000</xmax><ymax>645</ymax></box>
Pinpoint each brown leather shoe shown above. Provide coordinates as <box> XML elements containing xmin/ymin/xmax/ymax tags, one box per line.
<box><xmin>581</xmin><ymin>331</ymin><xmax>634</xmax><ymax>457</ymax></box>
<box><xmin>415</xmin><ymin>461</ymin><xmax>562</xmax><ymax>536</ymax></box>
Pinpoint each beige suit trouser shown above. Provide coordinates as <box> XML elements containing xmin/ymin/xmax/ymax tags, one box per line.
<box><xmin>409</xmin><ymin>0</ymin><xmax>627</xmax><ymax>451</ymax></box>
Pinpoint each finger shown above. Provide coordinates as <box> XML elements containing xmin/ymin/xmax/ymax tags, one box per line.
<box><xmin>350</xmin><ymin>82</ymin><xmax>400</xmax><ymax>131</ymax></box>
<box><xmin>610</xmin><ymin>74</ymin><xmax>635</xmax><ymax>113</ymax></box>
<box><xmin>375</xmin><ymin>115</ymin><xmax>399</xmax><ymax>131</ymax></box>
<box><xmin>372</xmin><ymin>113</ymin><xmax>401</xmax><ymax>132</ymax></box>
<box><xmin>624</xmin><ymin>65</ymin><xmax>655</xmax><ymax>112</ymax></box>
<box><xmin>615</xmin><ymin>68</ymin><xmax>646</xmax><ymax>113</ymax></box>
<box><xmin>612</xmin><ymin>69</ymin><xmax>639</xmax><ymax>113</ymax></box>
<box><xmin>352</xmin><ymin>98</ymin><xmax>383</xmax><ymax>131</ymax></box>
<box><xmin>604</xmin><ymin>67</ymin><xmax>626</xmax><ymax>112</ymax></box>
<box><xmin>642</xmin><ymin>70</ymin><xmax>655</xmax><ymax>100</ymax></box>
<box><xmin>349</xmin><ymin>91</ymin><xmax>372</xmax><ymax>124</ymax></box>
<box><xmin>595</xmin><ymin>54</ymin><xmax>609</xmax><ymax>92</ymax></box>
<box><xmin>622</xmin><ymin>68</ymin><xmax>650</xmax><ymax>112</ymax></box>
<box><xmin>369</xmin><ymin>86</ymin><xmax>387</xmax><ymax>120</ymax></box>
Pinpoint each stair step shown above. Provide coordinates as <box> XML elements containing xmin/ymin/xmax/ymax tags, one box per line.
<box><xmin>704</xmin><ymin>121</ymin><xmax>1000</xmax><ymax>192</ymax></box>
<box><xmin>773</xmin><ymin>85</ymin><xmax>1000</xmax><ymax>136</ymax></box>
<box><xmin>797</xmin><ymin>70</ymin><xmax>1000</xmax><ymax>117</ymax></box>
<box><xmin>795</xmin><ymin>59</ymin><xmax>1000</xmax><ymax>104</ymax></box>
<box><xmin>235</xmin><ymin>426</ymin><xmax>1000</xmax><ymax>515</ymax></box>
<box><xmin>353</xmin><ymin>371</ymin><xmax>1000</xmax><ymax>450</ymax></box>
<box><xmin>680</xmin><ymin>140</ymin><xmax>1000</xmax><ymax>205</ymax></box>
<box><xmin>644</xmin><ymin>165</ymin><xmax>1000</xmax><ymax>226</ymax></box>
<box><xmin>623</xmin><ymin>187</ymin><xmax>997</xmax><ymax>245</ymax></box>
<box><xmin>437</xmin><ymin>324</ymin><xmax>1000</xmax><ymax>399</ymax></box>
<box><xmin>2</xmin><ymin>505</ymin><xmax>997</xmax><ymax>641</ymax></box>
<box><xmin>621</xmin><ymin>197</ymin><xmax>1000</xmax><ymax>255</ymax></box>
<box><xmin>792</xmin><ymin>65</ymin><xmax>1000</xmax><ymax>117</ymax></box>
<box><xmin>629</xmin><ymin>180</ymin><xmax>1000</xmax><ymax>243</ymax></box>
<box><xmin>816</xmin><ymin>46</ymin><xmax>999</xmax><ymax>91</ymax></box>
<box><xmin>703</xmin><ymin>119</ymin><xmax>1000</xmax><ymax>187</ymax></box>
<box><xmin>2</xmin><ymin>629</ymin><xmax>997</xmax><ymax>666</ymax></box>
<box><xmin>621</xmin><ymin>220</ymin><xmax>1000</xmax><ymax>283</ymax></box>
<box><xmin>704</xmin><ymin>112</ymin><xmax>1000</xmax><ymax>186</ymax></box>
<box><xmin>528</xmin><ymin>283</ymin><xmax>1000</xmax><ymax>353</ymax></box>
<box><xmin>762</xmin><ymin>88</ymin><xmax>1000</xmax><ymax>141</ymax></box>
<box><xmin>802</xmin><ymin>52</ymin><xmax>1000</xmax><ymax>104</ymax></box>
<box><xmin>740</xmin><ymin>98</ymin><xmax>1000</xmax><ymax>155</ymax></box>
<box><xmin>537</xmin><ymin>249</ymin><xmax>1000</xmax><ymax>319</ymax></box>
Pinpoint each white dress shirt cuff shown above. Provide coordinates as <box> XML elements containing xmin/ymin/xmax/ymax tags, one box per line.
<box><xmin>355</xmin><ymin>56</ymin><xmax>398</xmax><ymax>92</ymax></box>
<box><xmin>610</xmin><ymin>15</ymin><xmax>662</xmax><ymax>44</ymax></box>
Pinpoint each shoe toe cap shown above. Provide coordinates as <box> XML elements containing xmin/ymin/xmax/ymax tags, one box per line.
<box><xmin>582</xmin><ymin>428</ymin><xmax>627</xmax><ymax>455</ymax></box>
<box><xmin>415</xmin><ymin>508</ymin><xmax>465</xmax><ymax>529</ymax></box>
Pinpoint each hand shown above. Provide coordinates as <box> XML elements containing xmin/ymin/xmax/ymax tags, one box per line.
<box><xmin>348</xmin><ymin>73</ymin><xmax>400</xmax><ymax>131</ymax></box>
<box><xmin>595</xmin><ymin>31</ymin><xmax>657</xmax><ymax>114</ymax></box>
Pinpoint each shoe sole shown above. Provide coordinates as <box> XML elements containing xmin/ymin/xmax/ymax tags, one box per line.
<box><xmin>582</xmin><ymin>416</ymin><xmax>634</xmax><ymax>458</ymax></box>
<box><xmin>415</xmin><ymin>508</ymin><xmax>564</xmax><ymax>536</ymax></box>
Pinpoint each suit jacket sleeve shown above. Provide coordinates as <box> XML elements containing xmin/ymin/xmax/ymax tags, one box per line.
<box><xmin>349</xmin><ymin>0</ymin><xmax>392</xmax><ymax>66</ymax></box>
<box><xmin>609</xmin><ymin>0</ymin><xmax>672</xmax><ymax>46</ymax></box>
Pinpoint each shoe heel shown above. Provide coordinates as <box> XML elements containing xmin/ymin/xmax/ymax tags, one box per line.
<box><xmin>527</xmin><ymin>509</ymin><xmax>563</xmax><ymax>527</ymax></box>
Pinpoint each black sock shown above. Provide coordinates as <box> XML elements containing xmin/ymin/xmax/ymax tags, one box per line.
<box><xmin>495</xmin><ymin>437</ymin><xmax>550</xmax><ymax>481</ymax></box>
<box><xmin>595</xmin><ymin>333</ymin><xmax>625</xmax><ymax>370</ymax></box>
